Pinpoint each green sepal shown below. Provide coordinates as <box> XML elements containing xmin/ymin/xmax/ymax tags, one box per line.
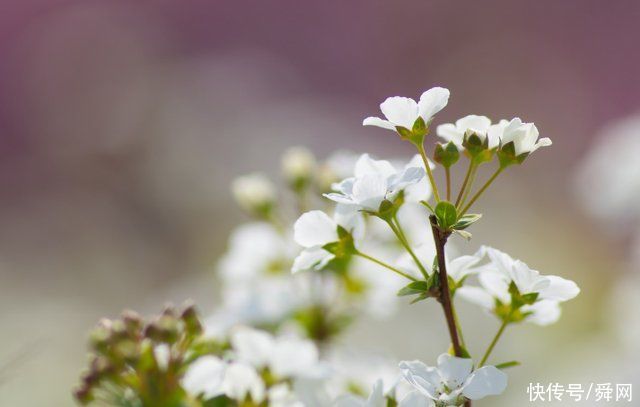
<box><xmin>447</xmin><ymin>344</ymin><xmax>472</xmax><ymax>358</ymax></box>
<box><xmin>434</xmin><ymin>201</ymin><xmax>458</xmax><ymax>230</ymax></box>
<box><xmin>494</xmin><ymin>361</ymin><xmax>521</xmax><ymax>370</ymax></box>
<box><xmin>397</xmin><ymin>281</ymin><xmax>430</xmax><ymax>296</ymax></box>
<box><xmin>433</xmin><ymin>142</ymin><xmax>460</xmax><ymax>168</ymax></box>
<box><xmin>453</xmin><ymin>213</ymin><xmax>482</xmax><ymax>230</ymax></box>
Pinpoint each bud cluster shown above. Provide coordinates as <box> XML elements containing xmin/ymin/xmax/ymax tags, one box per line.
<box><xmin>74</xmin><ymin>303</ymin><xmax>216</xmax><ymax>406</ymax></box>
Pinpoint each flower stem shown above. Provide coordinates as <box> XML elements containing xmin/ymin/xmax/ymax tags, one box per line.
<box><xmin>429</xmin><ymin>215</ymin><xmax>463</xmax><ymax>357</ymax></box>
<box><xmin>445</xmin><ymin>167</ymin><xmax>451</xmax><ymax>201</ymax></box>
<box><xmin>455</xmin><ymin>160</ymin><xmax>475</xmax><ymax>208</ymax></box>
<box><xmin>458</xmin><ymin>164</ymin><xmax>478</xmax><ymax>210</ymax></box>
<box><xmin>355</xmin><ymin>251</ymin><xmax>417</xmax><ymax>281</ymax></box>
<box><xmin>452</xmin><ymin>303</ymin><xmax>466</xmax><ymax>349</ymax></box>
<box><xmin>417</xmin><ymin>144</ymin><xmax>440</xmax><ymax>202</ymax></box>
<box><xmin>479</xmin><ymin>320</ymin><xmax>509</xmax><ymax>367</ymax></box>
<box><xmin>460</xmin><ymin>167</ymin><xmax>504</xmax><ymax>216</ymax></box>
<box><xmin>388</xmin><ymin>217</ymin><xmax>430</xmax><ymax>280</ymax></box>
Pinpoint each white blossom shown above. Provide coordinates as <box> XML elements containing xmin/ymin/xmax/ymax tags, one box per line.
<box><xmin>325</xmin><ymin>154</ymin><xmax>425</xmax><ymax>212</ymax></box>
<box><xmin>182</xmin><ymin>355</ymin><xmax>226</xmax><ymax>399</ymax></box>
<box><xmin>363</xmin><ymin>87</ymin><xmax>450</xmax><ymax>131</ymax></box>
<box><xmin>282</xmin><ymin>146</ymin><xmax>316</xmax><ymax>183</ymax></box>
<box><xmin>222</xmin><ymin>362</ymin><xmax>266</xmax><ymax>403</ymax></box>
<box><xmin>400</xmin><ymin>354</ymin><xmax>507</xmax><ymax>406</ymax></box>
<box><xmin>292</xmin><ymin>208</ymin><xmax>363</xmax><ymax>273</ymax></box>
<box><xmin>436</xmin><ymin>115</ymin><xmax>496</xmax><ymax>150</ymax></box>
<box><xmin>457</xmin><ymin>246</ymin><xmax>580</xmax><ymax>325</ymax></box>
<box><xmin>490</xmin><ymin>118</ymin><xmax>552</xmax><ymax>156</ymax></box>
<box><xmin>232</xmin><ymin>173</ymin><xmax>276</xmax><ymax>212</ymax></box>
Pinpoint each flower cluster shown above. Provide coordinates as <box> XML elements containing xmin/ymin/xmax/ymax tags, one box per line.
<box><xmin>75</xmin><ymin>86</ymin><xmax>577</xmax><ymax>407</ymax></box>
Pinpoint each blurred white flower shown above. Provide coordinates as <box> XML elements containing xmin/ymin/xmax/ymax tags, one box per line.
<box><xmin>363</xmin><ymin>87</ymin><xmax>450</xmax><ymax>131</ymax></box>
<box><xmin>292</xmin><ymin>208</ymin><xmax>363</xmax><ymax>273</ymax></box>
<box><xmin>222</xmin><ymin>362</ymin><xmax>266</xmax><ymax>403</ymax></box>
<box><xmin>232</xmin><ymin>172</ymin><xmax>276</xmax><ymax>213</ymax></box>
<box><xmin>325</xmin><ymin>154</ymin><xmax>425</xmax><ymax>212</ymax></box>
<box><xmin>490</xmin><ymin>118</ymin><xmax>551</xmax><ymax>156</ymax></box>
<box><xmin>458</xmin><ymin>246</ymin><xmax>579</xmax><ymax>325</ymax></box>
<box><xmin>400</xmin><ymin>354</ymin><xmax>507</xmax><ymax>406</ymax></box>
<box><xmin>575</xmin><ymin>114</ymin><xmax>640</xmax><ymax>224</ymax></box>
<box><xmin>436</xmin><ymin>115</ymin><xmax>496</xmax><ymax>150</ymax></box>
<box><xmin>282</xmin><ymin>146</ymin><xmax>317</xmax><ymax>184</ymax></box>
<box><xmin>230</xmin><ymin>326</ymin><xmax>327</xmax><ymax>380</ymax></box>
<box><xmin>182</xmin><ymin>355</ymin><xmax>226</xmax><ymax>399</ymax></box>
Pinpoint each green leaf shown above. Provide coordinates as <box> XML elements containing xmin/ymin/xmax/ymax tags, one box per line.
<box><xmin>494</xmin><ymin>361</ymin><xmax>521</xmax><ymax>370</ymax></box>
<box><xmin>434</xmin><ymin>201</ymin><xmax>458</xmax><ymax>229</ymax></box>
<box><xmin>453</xmin><ymin>229</ymin><xmax>472</xmax><ymax>240</ymax></box>
<box><xmin>453</xmin><ymin>213</ymin><xmax>482</xmax><ymax>230</ymax></box>
<box><xmin>409</xmin><ymin>293</ymin><xmax>429</xmax><ymax>304</ymax></box>
<box><xmin>397</xmin><ymin>281</ymin><xmax>429</xmax><ymax>297</ymax></box>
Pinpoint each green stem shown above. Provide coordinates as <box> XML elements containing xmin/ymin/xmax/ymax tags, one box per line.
<box><xmin>417</xmin><ymin>144</ymin><xmax>440</xmax><ymax>202</ymax></box>
<box><xmin>455</xmin><ymin>160</ymin><xmax>475</xmax><ymax>208</ymax></box>
<box><xmin>388</xmin><ymin>218</ymin><xmax>430</xmax><ymax>280</ymax></box>
<box><xmin>445</xmin><ymin>167</ymin><xmax>451</xmax><ymax>202</ymax></box>
<box><xmin>355</xmin><ymin>251</ymin><xmax>417</xmax><ymax>281</ymax></box>
<box><xmin>458</xmin><ymin>163</ymin><xmax>478</xmax><ymax>210</ymax></box>
<box><xmin>460</xmin><ymin>167</ymin><xmax>504</xmax><ymax>216</ymax></box>
<box><xmin>479</xmin><ymin>320</ymin><xmax>509</xmax><ymax>367</ymax></box>
<box><xmin>452</xmin><ymin>302</ymin><xmax>466</xmax><ymax>348</ymax></box>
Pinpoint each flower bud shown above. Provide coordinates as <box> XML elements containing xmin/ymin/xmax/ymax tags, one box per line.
<box><xmin>433</xmin><ymin>141</ymin><xmax>460</xmax><ymax>168</ymax></box>
<box><xmin>281</xmin><ymin>147</ymin><xmax>316</xmax><ymax>191</ymax></box>
<box><xmin>180</xmin><ymin>302</ymin><xmax>203</xmax><ymax>337</ymax></box>
<box><xmin>231</xmin><ymin>173</ymin><xmax>276</xmax><ymax>218</ymax></box>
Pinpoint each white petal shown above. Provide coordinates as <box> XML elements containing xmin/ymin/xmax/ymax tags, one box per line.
<box><xmin>447</xmin><ymin>255</ymin><xmax>482</xmax><ymax>282</ymax></box>
<box><xmin>354</xmin><ymin>154</ymin><xmax>397</xmax><ymax>179</ymax></box>
<box><xmin>398</xmin><ymin>391</ymin><xmax>434</xmax><ymax>407</ymax></box>
<box><xmin>292</xmin><ymin>248</ymin><xmax>334</xmax><ymax>274</ymax></box>
<box><xmin>223</xmin><ymin>362</ymin><xmax>266</xmax><ymax>402</ymax></box>
<box><xmin>436</xmin><ymin>123</ymin><xmax>464</xmax><ymax>147</ymax></box>
<box><xmin>531</xmin><ymin>137</ymin><xmax>552</xmax><ymax>152</ymax></box>
<box><xmin>294</xmin><ymin>210</ymin><xmax>339</xmax><ymax>248</ymax></box>
<box><xmin>523</xmin><ymin>300</ymin><xmax>561</xmax><ymax>325</ymax></box>
<box><xmin>388</xmin><ymin>166</ymin><xmax>425</xmax><ymax>193</ymax></box>
<box><xmin>324</xmin><ymin>192</ymin><xmax>357</xmax><ymax>206</ymax></box>
<box><xmin>456</xmin><ymin>286</ymin><xmax>495</xmax><ymax>310</ymax></box>
<box><xmin>380</xmin><ymin>96</ymin><xmax>420</xmax><ymax>129</ymax></box>
<box><xmin>540</xmin><ymin>275</ymin><xmax>580</xmax><ymax>301</ymax></box>
<box><xmin>363</xmin><ymin>116</ymin><xmax>397</xmax><ymax>131</ymax></box>
<box><xmin>182</xmin><ymin>355</ymin><xmax>226</xmax><ymax>399</ymax></box>
<box><xmin>230</xmin><ymin>326</ymin><xmax>275</xmax><ymax>368</ymax></box>
<box><xmin>334</xmin><ymin>203</ymin><xmax>365</xmax><ymax>242</ymax></box>
<box><xmin>399</xmin><ymin>360</ymin><xmax>440</xmax><ymax>400</ymax></box>
<box><xmin>271</xmin><ymin>336</ymin><xmax>319</xmax><ymax>378</ymax></box>
<box><xmin>334</xmin><ymin>394</ymin><xmax>366</xmax><ymax>407</ymax></box>
<box><xmin>366</xmin><ymin>379</ymin><xmax>386</xmax><ymax>407</ymax></box>
<box><xmin>418</xmin><ymin>87</ymin><xmax>450</xmax><ymax>122</ymax></box>
<box><xmin>456</xmin><ymin>115</ymin><xmax>492</xmax><ymax>133</ymax></box>
<box><xmin>462</xmin><ymin>366</ymin><xmax>507</xmax><ymax>400</ymax></box>
<box><xmin>352</xmin><ymin>174</ymin><xmax>388</xmax><ymax>211</ymax></box>
<box><xmin>436</xmin><ymin>353</ymin><xmax>472</xmax><ymax>390</ymax></box>
<box><xmin>478</xmin><ymin>272</ymin><xmax>511</xmax><ymax>304</ymax></box>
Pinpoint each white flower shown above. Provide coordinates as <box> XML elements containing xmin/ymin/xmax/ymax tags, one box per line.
<box><xmin>325</xmin><ymin>154</ymin><xmax>425</xmax><ymax>212</ymax></box>
<box><xmin>363</xmin><ymin>87</ymin><xmax>450</xmax><ymax>131</ymax></box>
<box><xmin>269</xmin><ymin>383</ymin><xmax>304</xmax><ymax>407</ymax></box>
<box><xmin>400</xmin><ymin>354</ymin><xmax>507</xmax><ymax>406</ymax></box>
<box><xmin>230</xmin><ymin>327</ymin><xmax>326</xmax><ymax>380</ymax></box>
<box><xmin>282</xmin><ymin>146</ymin><xmax>316</xmax><ymax>183</ymax></box>
<box><xmin>182</xmin><ymin>355</ymin><xmax>226</xmax><ymax>399</ymax></box>
<box><xmin>490</xmin><ymin>118</ymin><xmax>552</xmax><ymax>156</ymax></box>
<box><xmin>232</xmin><ymin>173</ymin><xmax>276</xmax><ymax>212</ymax></box>
<box><xmin>436</xmin><ymin>115</ymin><xmax>496</xmax><ymax>150</ymax></box>
<box><xmin>334</xmin><ymin>379</ymin><xmax>431</xmax><ymax>407</ymax></box>
<box><xmin>222</xmin><ymin>362</ymin><xmax>266</xmax><ymax>403</ymax></box>
<box><xmin>457</xmin><ymin>246</ymin><xmax>580</xmax><ymax>325</ymax></box>
<box><xmin>292</xmin><ymin>208</ymin><xmax>363</xmax><ymax>273</ymax></box>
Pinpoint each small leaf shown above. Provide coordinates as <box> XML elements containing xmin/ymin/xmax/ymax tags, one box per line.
<box><xmin>495</xmin><ymin>361</ymin><xmax>521</xmax><ymax>370</ymax></box>
<box><xmin>420</xmin><ymin>200</ymin><xmax>435</xmax><ymax>213</ymax></box>
<box><xmin>409</xmin><ymin>293</ymin><xmax>429</xmax><ymax>304</ymax></box>
<box><xmin>453</xmin><ymin>213</ymin><xmax>482</xmax><ymax>230</ymax></box>
<box><xmin>453</xmin><ymin>229</ymin><xmax>472</xmax><ymax>240</ymax></box>
<box><xmin>435</xmin><ymin>201</ymin><xmax>458</xmax><ymax>229</ymax></box>
<box><xmin>397</xmin><ymin>281</ymin><xmax>429</xmax><ymax>297</ymax></box>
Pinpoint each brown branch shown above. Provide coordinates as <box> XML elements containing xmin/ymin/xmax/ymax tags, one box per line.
<box><xmin>429</xmin><ymin>215</ymin><xmax>471</xmax><ymax>407</ymax></box>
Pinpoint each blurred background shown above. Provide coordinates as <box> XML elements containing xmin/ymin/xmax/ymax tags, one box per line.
<box><xmin>1</xmin><ymin>0</ymin><xmax>639</xmax><ymax>405</ymax></box>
